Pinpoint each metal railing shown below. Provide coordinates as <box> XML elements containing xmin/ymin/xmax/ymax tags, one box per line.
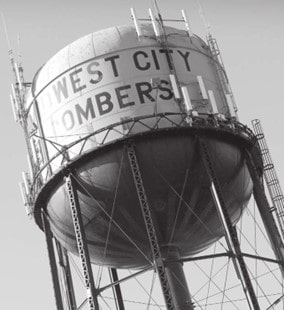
<box><xmin>26</xmin><ymin>112</ymin><xmax>257</xmax><ymax>215</ymax></box>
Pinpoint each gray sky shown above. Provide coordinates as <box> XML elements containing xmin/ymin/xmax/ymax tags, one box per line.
<box><xmin>0</xmin><ymin>0</ymin><xmax>284</xmax><ymax>309</ymax></box>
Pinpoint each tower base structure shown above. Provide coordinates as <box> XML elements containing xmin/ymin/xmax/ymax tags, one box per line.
<box><xmin>34</xmin><ymin>114</ymin><xmax>284</xmax><ymax>309</ymax></box>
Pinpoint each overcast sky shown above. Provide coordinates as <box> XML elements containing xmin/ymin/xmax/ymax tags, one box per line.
<box><xmin>0</xmin><ymin>0</ymin><xmax>284</xmax><ymax>309</ymax></box>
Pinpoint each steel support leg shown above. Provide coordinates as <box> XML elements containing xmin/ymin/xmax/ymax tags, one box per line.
<box><xmin>41</xmin><ymin>211</ymin><xmax>64</xmax><ymax>310</ymax></box>
<box><xmin>199</xmin><ymin>138</ymin><xmax>260</xmax><ymax>310</ymax></box>
<box><xmin>56</xmin><ymin>240</ymin><xmax>77</xmax><ymax>310</ymax></box>
<box><xmin>109</xmin><ymin>268</ymin><xmax>125</xmax><ymax>310</ymax></box>
<box><xmin>65</xmin><ymin>173</ymin><xmax>99</xmax><ymax>310</ymax></box>
<box><xmin>127</xmin><ymin>141</ymin><xmax>194</xmax><ymax>310</ymax></box>
<box><xmin>246</xmin><ymin>151</ymin><xmax>284</xmax><ymax>276</ymax></box>
<box><xmin>163</xmin><ymin>247</ymin><xmax>194</xmax><ymax>310</ymax></box>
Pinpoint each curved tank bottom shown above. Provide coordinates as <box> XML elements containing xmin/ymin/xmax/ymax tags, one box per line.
<box><xmin>43</xmin><ymin>129</ymin><xmax>253</xmax><ymax>269</ymax></box>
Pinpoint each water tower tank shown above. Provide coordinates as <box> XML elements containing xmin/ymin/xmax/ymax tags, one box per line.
<box><xmin>30</xmin><ymin>24</ymin><xmax>254</xmax><ymax>268</ymax></box>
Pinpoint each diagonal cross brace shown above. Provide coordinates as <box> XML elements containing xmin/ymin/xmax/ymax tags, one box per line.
<box><xmin>198</xmin><ymin>138</ymin><xmax>260</xmax><ymax>310</ymax></box>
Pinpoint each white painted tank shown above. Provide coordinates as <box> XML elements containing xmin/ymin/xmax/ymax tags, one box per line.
<box><xmin>30</xmin><ymin>24</ymin><xmax>229</xmax><ymax>163</ymax></box>
<box><xmin>30</xmin><ymin>24</ymin><xmax>255</xmax><ymax>269</ymax></box>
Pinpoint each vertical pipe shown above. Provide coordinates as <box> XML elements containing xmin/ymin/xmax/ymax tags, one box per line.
<box><xmin>109</xmin><ymin>268</ymin><xmax>125</xmax><ymax>310</ymax></box>
<box><xmin>56</xmin><ymin>241</ymin><xmax>77</xmax><ymax>310</ymax></box>
<box><xmin>41</xmin><ymin>211</ymin><xmax>64</xmax><ymax>310</ymax></box>
<box><xmin>163</xmin><ymin>247</ymin><xmax>194</xmax><ymax>310</ymax></box>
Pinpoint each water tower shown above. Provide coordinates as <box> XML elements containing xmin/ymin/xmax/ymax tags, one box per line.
<box><xmin>11</xmin><ymin>4</ymin><xmax>284</xmax><ymax>310</ymax></box>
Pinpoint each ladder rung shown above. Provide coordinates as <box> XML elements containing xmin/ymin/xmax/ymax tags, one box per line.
<box><xmin>278</xmin><ymin>211</ymin><xmax>284</xmax><ymax>217</ymax></box>
<box><xmin>267</xmin><ymin>179</ymin><xmax>279</xmax><ymax>186</ymax></box>
<box><xmin>255</xmin><ymin>133</ymin><xmax>265</xmax><ymax>140</ymax></box>
<box><xmin>252</xmin><ymin>119</ymin><xmax>284</xmax><ymax>240</ymax></box>
<box><xmin>261</xmin><ymin>148</ymin><xmax>269</xmax><ymax>155</ymax></box>
<box><xmin>272</xmin><ymin>195</ymin><xmax>284</xmax><ymax>202</ymax></box>
<box><xmin>264</xmin><ymin>163</ymin><xmax>274</xmax><ymax>170</ymax></box>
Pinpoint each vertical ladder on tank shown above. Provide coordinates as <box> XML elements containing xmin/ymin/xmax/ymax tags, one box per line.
<box><xmin>252</xmin><ymin>119</ymin><xmax>284</xmax><ymax>240</ymax></box>
<box><xmin>206</xmin><ymin>35</ymin><xmax>238</xmax><ymax>118</ymax></box>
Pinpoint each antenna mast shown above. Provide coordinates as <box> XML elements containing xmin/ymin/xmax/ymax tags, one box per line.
<box><xmin>197</xmin><ymin>0</ymin><xmax>212</xmax><ymax>39</ymax></box>
<box><xmin>197</xmin><ymin>0</ymin><xmax>239</xmax><ymax>118</ymax></box>
<box><xmin>2</xmin><ymin>12</ymin><xmax>34</xmax><ymax>215</ymax></box>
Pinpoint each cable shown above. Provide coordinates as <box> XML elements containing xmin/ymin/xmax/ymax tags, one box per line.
<box><xmin>192</xmin><ymin>258</ymin><xmax>239</xmax><ymax>309</ymax></box>
<box><xmin>97</xmin><ymin>150</ymin><xmax>125</xmax><ymax>288</ymax></box>
<box><xmin>153</xmin><ymin>162</ymin><xmax>228</xmax><ymax>253</ymax></box>
<box><xmin>147</xmin><ymin>271</ymin><xmax>157</xmax><ymax>310</ymax></box>
<box><xmin>127</xmin><ymin>269</ymin><xmax>164</xmax><ymax>309</ymax></box>
<box><xmin>166</xmin><ymin>169</ymin><xmax>189</xmax><ymax>259</ymax></box>
<box><xmin>220</xmin><ymin>257</ymin><xmax>231</xmax><ymax>310</ymax></box>
<box><xmin>205</xmin><ymin>243</ymin><xmax>217</xmax><ymax>310</ymax></box>
<box><xmin>71</xmin><ymin>173</ymin><xmax>153</xmax><ymax>265</ymax></box>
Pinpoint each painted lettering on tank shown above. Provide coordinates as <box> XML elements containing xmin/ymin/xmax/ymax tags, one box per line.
<box><xmin>96</xmin><ymin>92</ymin><xmax>114</xmax><ymax>115</ymax></box>
<box><xmin>36</xmin><ymin>47</ymin><xmax>196</xmax><ymax>135</ymax></box>
<box><xmin>133</xmin><ymin>51</ymin><xmax>151</xmax><ymax>71</ymax></box>
<box><xmin>87</xmin><ymin>61</ymin><xmax>103</xmax><ymax>85</ymax></box>
<box><xmin>115</xmin><ymin>85</ymin><xmax>135</xmax><ymax>108</ymax></box>
<box><xmin>132</xmin><ymin>48</ymin><xmax>191</xmax><ymax>72</ymax></box>
<box><xmin>177</xmin><ymin>50</ymin><xmax>191</xmax><ymax>72</ymax></box>
<box><xmin>52</xmin><ymin>77</ymin><xmax>69</xmax><ymax>103</ymax></box>
<box><xmin>55</xmin><ymin>80</ymin><xmax>173</xmax><ymax>131</ymax></box>
<box><xmin>76</xmin><ymin>98</ymin><xmax>96</xmax><ymax>125</ymax></box>
<box><xmin>104</xmin><ymin>55</ymin><xmax>120</xmax><ymax>77</ymax></box>
<box><xmin>70</xmin><ymin>68</ymin><xmax>87</xmax><ymax>93</ymax></box>
<box><xmin>38</xmin><ymin>47</ymin><xmax>192</xmax><ymax>113</ymax></box>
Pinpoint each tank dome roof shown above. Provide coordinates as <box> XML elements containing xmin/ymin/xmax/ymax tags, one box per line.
<box><xmin>34</xmin><ymin>24</ymin><xmax>206</xmax><ymax>92</ymax></box>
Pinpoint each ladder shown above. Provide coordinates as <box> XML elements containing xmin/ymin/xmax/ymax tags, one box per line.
<box><xmin>207</xmin><ymin>35</ymin><xmax>238</xmax><ymax>118</ymax></box>
<box><xmin>252</xmin><ymin>119</ymin><xmax>284</xmax><ymax>239</ymax></box>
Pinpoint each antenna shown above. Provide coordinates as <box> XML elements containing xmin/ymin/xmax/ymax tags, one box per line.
<box><xmin>1</xmin><ymin>11</ymin><xmax>12</xmax><ymax>50</ymax></box>
<box><xmin>17</xmin><ymin>34</ymin><xmax>22</xmax><ymax>65</ymax></box>
<box><xmin>17</xmin><ymin>33</ymin><xmax>25</xmax><ymax>84</ymax></box>
<box><xmin>181</xmin><ymin>9</ymin><xmax>193</xmax><ymax>38</ymax></box>
<box><xmin>2</xmin><ymin>12</ymin><xmax>22</xmax><ymax>92</ymax></box>
<box><xmin>152</xmin><ymin>0</ymin><xmax>162</xmax><ymax>19</ymax></box>
<box><xmin>151</xmin><ymin>0</ymin><xmax>165</xmax><ymax>35</ymax></box>
<box><xmin>130</xmin><ymin>8</ymin><xmax>142</xmax><ymax>38</ymax></box>
<box><xmin>1</xmin><ymin>11</ymin><xmax>15</xmax><ymax>74</ymax></box>
<box><xmin>148</xmin><ymin>8</ymin><xmax>161</xmax><ymax>37</ymax></box>
<box><xmin>197</xmin><ymin>0</ymin><xmax>212</xmax><ymax>38</ymax></box>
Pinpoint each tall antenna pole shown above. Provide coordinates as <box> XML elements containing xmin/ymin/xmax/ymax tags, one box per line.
<box><xmin>1</xmin><ymin>12</ymin><xmax>11</xmax><ymax>48</ymax></box>
<box><xmin>152</xmin><ymin>0</ymin><xmax>162</xmax><ymax>20</ymax></box>
<box><xmin>2</xmin><ymin>12</ymin><xmax>35</xmax><ymax>214</ymax></box>
<box><xmin>197</xmin><ymin>0</ymin><xmax>239</xmax><ymax>118</ymax></box>
<box><xmin>197</xmin><ymin>0</ymin><xmax>212</xmax><ymax>39</ymax></box>
<box><xmin>1</xmin><ymin>12</ymin><xmax>15</xmax><ymax>72</ymax></box>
